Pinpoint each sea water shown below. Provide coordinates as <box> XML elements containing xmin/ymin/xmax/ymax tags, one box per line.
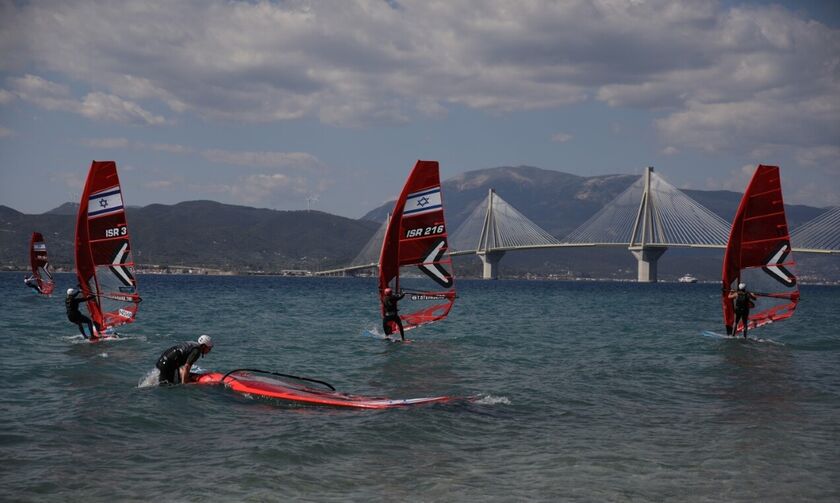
<box><xmin>1</xmin><ymin>272</ymin><xmax>838</xmax><ymax>502</ymax></box>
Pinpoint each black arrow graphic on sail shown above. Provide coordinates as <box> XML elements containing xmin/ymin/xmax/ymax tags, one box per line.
<box><xmin>761</xmin><ymin>241</ymin><xmax>796</xmax><ymax>287</ymax></box>
<box><xmin>418</xmin><ymin>239</ymin><xmax>453</xmax><ymax>288</ymax></box>
<box><xmin>110</xmin><ymin>242</ymin><xmax>135</xmax><ymax>287</ymax></box>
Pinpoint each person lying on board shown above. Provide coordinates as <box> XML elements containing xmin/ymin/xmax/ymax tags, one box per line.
<box><xmin>156</xmin><ymin>335</ymin><xmax>214</xmax><ymax>385</ymax></box>
<box><xmin>727</xmin><ymin>282</ymin><xmax>757</xmax><ymax>338</ymax></box>
<box><xmin>65</xmin><ymin>287</ymin><xmax>101</xmax><ymax>339</ymax></box>
<box><xmin>24</xmin><ymin>275</ymin><xmax>42</xmax><ymax>293</ymax></box>
<box><xmin>382</xmin><ymin>287</ymin><xmax>406</xmax><ymax>341</ymax></box>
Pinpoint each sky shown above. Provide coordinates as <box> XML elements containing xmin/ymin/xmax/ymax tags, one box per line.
<box><xmin>1</xmin><ymin>0</ymin><xmax>838</xmax><ymax>218</ymax></box>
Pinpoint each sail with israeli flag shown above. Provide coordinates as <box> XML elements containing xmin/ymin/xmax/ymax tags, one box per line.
<box><xmin>29</xmin><ymin>232</ymin><xmax>55</xmax><ymax>295</ymax></box>
<box><xmin>75</xmin><ymin>161</ymin><xmax>141</xmax><ymax>335</ymax></box>
<box><xmin>720</xmin><ymin>165</ymin><xmax>799</xmax><ymax>335</ymax></box>
<box><xmin>378</xmin><ymin>160</ymin><xmax>456</xmax><ymax>333</ymax></box>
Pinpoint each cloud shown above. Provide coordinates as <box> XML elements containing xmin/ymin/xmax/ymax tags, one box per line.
<box><xmin>661</xmin><ymin>146</ymin><xmax>679</xmax><ymax>156</ymax></box>
<box><xmin>144</xmin><ymin>180</ymin><xmax>176</xmax><ymax>190</ymax></box>
<box><xmin>0</xmin><ymin>126</ymin><xmax>13</xmax><ymax>138</ymax></box>
<box><xmin>82</xmin><ymin>137</ymin><xmax>133</xmax><ymax>149</ymax></box>
<box><xmin>202</xmin><ymin>149</ymin><xmax>325</xmax><ymax>170</ymax></box>
<box><xmin>0</xmin><ymin>0</ymin><xmax>836</xmax><ymax>166</ymax></box>
<box><xmin>0</xmin><ymin>89</ymin><xmax>14</xmax><ymax>104</ymax></box>
<box><xmin>551</xmin><ymin>132</ymin><xmax>573</xmax><ymax>143</ymax></box>
<box><xmin>8</xmin><ymin>74</ymin><xmax>165</xmax><ymax>126</ymax></box>
<box><xmin>704</xmin><ymin>164</ymin><xmax>756</xmax><ymax>192</ymax></box>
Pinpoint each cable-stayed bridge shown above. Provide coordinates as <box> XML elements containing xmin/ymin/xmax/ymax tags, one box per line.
<box><xmin>318</xmin><ymin>167</ymin><xmax>839</xmax><ymax>280</ymax></box>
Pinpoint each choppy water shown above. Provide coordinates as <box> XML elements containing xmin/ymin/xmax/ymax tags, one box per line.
<box><xmin>1</xmin><ymin>272</ymin><xmax>838</xmax><ymax>502</ymax></box>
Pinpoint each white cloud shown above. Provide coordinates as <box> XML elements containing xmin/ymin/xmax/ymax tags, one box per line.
<box><xmin>0</xmin><ymin>126</ymin><xmax>13</xmax><ymax>138</ymax></box>
<box><xmin>705</xmin><ymin>164</ymin><xmax>756</xmax><ymax>192</ymax></box>
<box><xmin>202</xmin><ymin>149</ymin><xmax>325</xmax><ymax>170</ymax></box>
<box><xmin>0</xmin><ymin>1</ymin><xmax>836</xmax><ymax>169</ymax></box>
<box><xmin>79</xmin><ymin>92</ymin><xmax>165</xmax><ymax>125</ymax></box>
<box><xmin>661</xmin><ymin>146</ymin><xmax>679</xmax><ymax>156</ymax></box>
<box><xmin>0</xmin><ymin>89</ymin><xmax>14</xmax><ymax>104</ymax></box>
<box><xmin>144</xmin><ymin>180</ymin><xmax>176</xmax><ymax>190</ymax></box>
<box><xmin>551</xmin><ymin>132</ymin><xmax>573</xmax><ymax>143</ymax></box>
<box><xmin>151</xmin><ymin>143</ymin><xmax>193</xmax><ymax>154</ymax></box>
<box><xmin>82</xmin><ymin>137</ymin><xmax>133</xmax><ymax>149</ymax></box>
<box><xmin>9</xmin><ymin>75</ymin><xmax>166</xmax><ymax>126</ymax></box>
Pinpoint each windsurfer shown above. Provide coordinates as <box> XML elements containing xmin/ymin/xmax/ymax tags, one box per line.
<box><xmin>156</xmin><ymin>335</ymin><xmax>214</xmax><ymax>385</ymax></box>
<box><xmin>24</xmin><ymin>275</ymin><xmax>41</xmax><ymax>293</ymax></box>
<box><xmin>382</xmin><ymin>287</ymin><xmax>406</xmax><ymax>340</ymax></box>
<box><xmin>65</xmin><ymin>287</ymin><xmax>101</xmax><ymax>338</ymax></box>
<box><xmin>727</xmin><ymin>282</ymin><xmax>757</xmax><ymax>338</ymax></box>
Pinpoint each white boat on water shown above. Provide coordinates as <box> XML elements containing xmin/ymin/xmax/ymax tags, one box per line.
<box><xmin>678</xmin><ymin>274</ymin><xmax>698</xmax><ymax>283</ymax></box>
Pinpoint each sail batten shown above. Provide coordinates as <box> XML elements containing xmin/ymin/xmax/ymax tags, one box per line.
<box><xmin>721</xmin><ymin>165</ymin><xmax>799</xmax><ymax>334</ymax></box>
<box><xmin>378</xmin><ymin>160</ymin><xmax>456</xmax><ymax>332</ymax></box>
<box><xmin>75</xmin><ymin>161</ymin><xmax>140</xmax><ymax>332</ymax></box>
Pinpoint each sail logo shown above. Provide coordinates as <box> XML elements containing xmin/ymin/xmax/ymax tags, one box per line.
<box><xmin>118</xmin><ymin>308</ymin><xmax>134</xmax><ymax>319</ymax></box>
<box><xmin>33</xmin><ymin>243</ymin><xmax>47</xmax><ymax>251</ymax></box>
<box><xmin>762</xmin><ymin>241</ymin><xmax>796</xmax><ymax>287</ymax></box>
<box><xmin>404</xmin><ymin>187</ymin><xmax>442</xmax><ymax>217</ymax></box>
<box><xmin>88</xmin><ymin>186</ymin><xmax>124</xmax><ymax>219</ymax></box>
<box><xmin>418</xmin><ymin>239</ymin><xmax>453</xmax><ymax>288</ymax></box>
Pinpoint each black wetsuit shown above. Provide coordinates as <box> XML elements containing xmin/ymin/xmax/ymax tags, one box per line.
<box><xmin>24</xmin><ymin>276</ymin><xmax>41</xmax><ymax>293</ymax></box>
<box><xmin>733</xmin><ymin>290</ymin><xmax>754</xmax><ymax>338</ymax></box>
<box><xmin>156</xmin><ymin>342</ymin><xmax>203</xmax><ymax>384</ymax></box>
<box><xmin>66</xmin><ymin>292</ymin><xmax>98</xmax><ymax>338</ymax></box>
<box><xmin>382</xmin><ymin>292</ymin><xmax>406</xmax><ymax>340</ymax></box>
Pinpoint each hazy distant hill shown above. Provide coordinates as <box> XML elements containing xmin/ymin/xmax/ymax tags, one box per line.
<box><xmin>362</xmin><ymin>166</ymin><xmax>835</xmax><ymax>280</ymax></box>
<box><xmin>363</xmin><ymin>166</ymin><xmax>825</xmax><ymax>234</ymax></box>
<box><xmin>0</xmin><ymin>201</ymin><xmax>378</xmax><ymax>272</ymax></box>
<box><xmin>1</xmin><ymin>166</ymin><xmax>835</xmax><ymax>280</ymax></box>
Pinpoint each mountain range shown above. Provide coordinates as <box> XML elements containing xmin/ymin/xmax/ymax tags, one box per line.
<box><xmin>1</xmin><ymin>166</ymin><xmax>836</xmax><ymax>280</ymax></box>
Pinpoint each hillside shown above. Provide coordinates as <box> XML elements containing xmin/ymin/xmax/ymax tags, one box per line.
<box><xmin>1</xmin><ymin>166</ymin><xmax>836</xmax><ymax>280</ymax></box>
<box><xmin>0</xmin><ymin>200</ymin><xmax>378</xmax><ymax>272</ymax></box>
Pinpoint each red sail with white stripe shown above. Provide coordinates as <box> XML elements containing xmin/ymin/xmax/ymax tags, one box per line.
<box><xmin>75</xmin><ymin>161</ymin><xmax>140</xmax><ymax>331</ymax></box>
<box><xmin>29</xmin><ymin>232</ymin><xmax>55</xmax><ymax>295</ymax></box>
<box><xmin>378</xmin><ymin>160</ymin><xmax>455</xmax><ymax>332</ymax></box>
<box><xmin>721</xmin><ymin>165</ymin><xmax>799</xmax><ymax>334</ymax></box>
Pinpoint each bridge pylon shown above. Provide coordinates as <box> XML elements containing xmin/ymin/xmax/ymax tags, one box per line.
<box><xmin>628</xmin><ymin>166</ymin><xmax>667</xmax><ymax>282</ymax></box>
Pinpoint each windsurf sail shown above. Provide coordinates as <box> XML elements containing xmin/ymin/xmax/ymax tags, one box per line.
<box><xmin>195</xmin><ymin>370</ymin><xmax>453</xmax><ymax>409</ymax></box>
<box><xmin>721</xmin><ymin>165</ymin><xmax>799</xmax><ymax>334</ymax></box>
<box><xmin>378</xmin><ymin>160</ymin><xmax>456</xmax><ymax>332</ymax></box>
<box><xmin>75</xmin><ymin>161</ymin><xmax>140</xmax><ymax>332</ymax></box>
<box><xmin>29</xmin><ymin>232</ymin><xmax>55</xmax><ymax>295</ymax></box>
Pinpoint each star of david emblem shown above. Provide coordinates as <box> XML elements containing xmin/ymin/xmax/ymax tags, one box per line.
<box><xmin>417</xmin><ymin>196</ymin><xmax>430</xmax><ymax>207</ymax></box>
<box><xmin>99</xmin><ymin>198</ymin><xmax>109</xmax><ymax>208</ymax></box>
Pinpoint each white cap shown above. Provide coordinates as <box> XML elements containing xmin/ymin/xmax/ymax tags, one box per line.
<box><xmin>197</xmin><ymin>334</ymin><xmax>213</xmax><ymax>349</ymax></box>
<box><xmin>738</xmin><ymin>282</ymin><xmax>746</xmax><ymax>290</ymax></box>
<box><xmin>67</xmin><ymin>287</ymin><xmax>77</xmax><ymax>295</ymax></box>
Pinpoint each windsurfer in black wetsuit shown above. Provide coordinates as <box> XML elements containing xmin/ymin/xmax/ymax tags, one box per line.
<box><xmin>382</xmin><ymin>287</ymin><xmax>406</xmax><ymax>341</ymax></box>
<box><xmin>24</xmin><ymin>275</ymin><xmax>41</xmax><ymax>293</ymax></box>
<box><xmin>65</xmin><ymin>287</ymin><xmax>100</xmax><ymax>339</ymax></box>
<box><xmin>156</xmin><ymin>335</ymin><xmax>214</xmax><ymax>384</ymax></box>
<box><xmin>728</xmin><ymin>282</ymin><xmax>757</xmax><ymax>338</ymax></box>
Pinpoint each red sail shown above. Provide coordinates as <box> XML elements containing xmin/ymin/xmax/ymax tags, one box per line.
<box><xmin>378</xmin><ymin>160</ymin><xmax>455</xmax><ymax>331</ymax></box>
<box><xmin>75</xmin><ymin>161</ymin><xmax>140</xmax><ymax>331</ymax></box>
<box><xmin>29</xmin><ymin>232</ymin><xmax>55</xmax><ymax>295</ymax></box>
<box><xmin>721</xmin><ymin>165</ymin><xmax>799</xmax><ymax>334</ymax></box>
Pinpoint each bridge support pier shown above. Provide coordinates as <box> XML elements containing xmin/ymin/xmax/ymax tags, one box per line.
<box><xmin>629</xmin><ymin>246</ymin><xmax>667</xmax><ymax>283</ymax></box>
<box><xmin>478</xmin><ymin>251</ymin><xmax>505</xmax><ymax>280</ymax></box>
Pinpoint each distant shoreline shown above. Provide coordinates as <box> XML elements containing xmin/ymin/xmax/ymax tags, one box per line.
<box><xmin>3</xmin><ymin>267</ymin><xmax>839</xmax><ymax>285</ymax></box>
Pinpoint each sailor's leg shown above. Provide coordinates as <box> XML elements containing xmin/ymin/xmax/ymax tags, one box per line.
<box><xmin>396</xmin><ymin>317</ymin><xmax>405</xmax><ymax>341</ymax></box>
<box><xmin>383</xmin><ymin>318</ymin><xmax>392</xmax><ymax>336</ymax></box>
